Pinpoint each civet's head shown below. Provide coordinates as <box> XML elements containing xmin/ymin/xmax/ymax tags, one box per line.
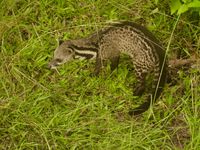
<box><xmin>48</xmin><ymin>40</ymin><xmax>75</xmax><ymax>69</ymax></box>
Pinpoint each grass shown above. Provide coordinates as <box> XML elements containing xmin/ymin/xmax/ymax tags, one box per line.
<box><xmin>0</xmin><ymin>0</ymin><xmax>200</xmax><ymax>149</ymax></box>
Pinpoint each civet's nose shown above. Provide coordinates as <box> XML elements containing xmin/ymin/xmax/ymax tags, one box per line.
<box><xmin>47</xmin><ymin>60</ymin><xmax>56</xmax><ymax>69</ymax></box>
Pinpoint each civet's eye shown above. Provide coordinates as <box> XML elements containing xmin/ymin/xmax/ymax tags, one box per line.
<box><xmin>55</xmin><ymin>58</ymin><xmax>62</xmax><ymax>62</ymax></box>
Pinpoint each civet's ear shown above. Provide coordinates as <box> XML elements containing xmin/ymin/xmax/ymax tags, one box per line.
<box><xmin>58</xmin><ymin>39</ymin><xmax>64</xmax><ymax>45</ymax></box>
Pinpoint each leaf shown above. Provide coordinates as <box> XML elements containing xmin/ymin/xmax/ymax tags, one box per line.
<box><xmin>151</xmin><ymin>8</ymin><xmax>159</xmax><ymax>14</ymax></box>
<box><xmin>170</xmin><ymin>0</ymin><xmax>182</xmax><ymax>14</ymax></box>
<box><xmin>188</xmin><ymin>0</ymin><xmax>200</xmax><ymax>8</ymax></box>
<box><xmin>154</xmin><ymin>0</ymin><xmax>159</xmax><ymax>4</ymax></box>
<box><xmin>182</xmin><ymin>0</ymin><xmax>190</xmax><ymax>3</ymax></box>
<box><xmin>178</xmin><ymin>4</ymin><xmax>189</xmax><ymax>14</ymax></box>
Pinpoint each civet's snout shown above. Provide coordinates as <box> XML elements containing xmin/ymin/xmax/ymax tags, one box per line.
<box><xmin>48</xmin><ymin>59</ymin><xmax>60</xmax><ymax>69</ymax></box>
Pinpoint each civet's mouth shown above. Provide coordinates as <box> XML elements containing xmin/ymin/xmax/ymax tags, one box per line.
<box><xmin>48</xmin><ymin>58</ymin><xmax>62</xmax><ymax>68</ymax></box>
<box><xmin>48</xmin><ymin>59</ymin><xmax>62</xmax><ymax>74</ymax></box>
<box><xmin>48</xmin><ymin>62</ymin><xmax>57</xmax><ymax>69</ymax></box>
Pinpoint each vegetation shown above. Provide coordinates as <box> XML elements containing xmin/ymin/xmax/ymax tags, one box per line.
<box><xmin>169</xmin><ymin>0</ymin><xmax>200</xmax><ymax>15</ymax></box>
<box><xmin>0</xmin><ymin>0</ymin><xmax>199</xmax><ymax>149</ymax></box>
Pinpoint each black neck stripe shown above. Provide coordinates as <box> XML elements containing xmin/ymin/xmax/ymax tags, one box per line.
<box><xmin>70</xmin><ymin>45</ymin><xmax>98</xmax><ymax>52</ymax></box>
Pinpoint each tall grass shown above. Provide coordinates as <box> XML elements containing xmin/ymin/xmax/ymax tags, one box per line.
<box><xmin>0</xmin><ymin>0</ymin><xmax>200</xmax><ymax>149</ymax></box>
